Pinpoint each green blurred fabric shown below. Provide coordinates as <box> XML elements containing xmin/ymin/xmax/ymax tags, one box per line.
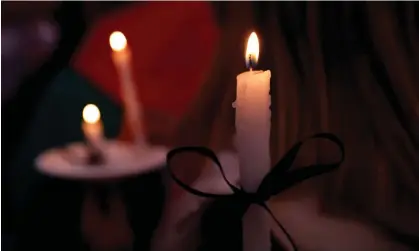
<box><xmin>9</xmin><ymin>68</ymin><xmax>122</xmax><ymax>214</ymax></box>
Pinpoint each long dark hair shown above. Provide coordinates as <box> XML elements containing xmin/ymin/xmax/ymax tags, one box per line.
<box><xmin>176</xmin><ymin>1</ymin><xmax>419</xmax><ymax>245</ymax></box>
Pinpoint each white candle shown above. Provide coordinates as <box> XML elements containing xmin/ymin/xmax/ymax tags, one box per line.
<box><xmin>82</xmin><ymin>104</ymin><xmax>104</xmax><ymax>149</ymax></box>
<box><xmin>109</xmin><ymin>31</ymin><xmax>144</xmax><ymax>145</ymax></box>
<box><xmin>234</xmin><ymin>32</ymin><xmax>272</xmax><ymax>251</ymax></box>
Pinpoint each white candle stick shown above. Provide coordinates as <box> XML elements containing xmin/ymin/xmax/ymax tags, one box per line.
<box><xmin>235</xmin><ymin>32</ymin><xmax>272</xmax><ymax>251</ymax></box>
<box><xmin>109</xmin><ymin>31</ymin><xmax>144</xmax><ymax>145</ymax></box>
<box><xmin>82</xmin><ymin>104</ymin><xmax>104</xmax><ymax>150</ymax></box>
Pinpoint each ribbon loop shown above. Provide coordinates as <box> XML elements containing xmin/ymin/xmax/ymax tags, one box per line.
<box><xmin>258</xmin><ymin>133</ymin><xmax>345</xmax><ymax>197</ymax></box>
<box><xmin>166</xmin><ymin>146</ymin><xmax>237</xmax><ymax>199</ymax></box>
<box><xmin>166</xmin><ymin>133</ymin><xmax>345</xmax><ymax>251</ymax></box>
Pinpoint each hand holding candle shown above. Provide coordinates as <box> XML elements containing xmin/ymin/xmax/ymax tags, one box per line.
<box><xmin>110</xmin><ymin>31</ymin><xmax>144</xmax><ymax>145</ymax></box>
<box><xmin>235</xmin><ymin>32</ymin><xmax>272</xmax><ymax>251</ymax></box>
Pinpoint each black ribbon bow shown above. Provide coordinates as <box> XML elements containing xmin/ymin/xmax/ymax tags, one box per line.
<box><xmin>166</xmin><ymin>133</ymin><xmax>345</xmax><ymax>251</ymax></box>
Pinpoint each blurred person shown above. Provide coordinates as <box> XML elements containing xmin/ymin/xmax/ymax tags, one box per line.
<box><xmin>7</xmin><ymin>2</ymin><xmax>216</xmax><ymax>251</ymax></box>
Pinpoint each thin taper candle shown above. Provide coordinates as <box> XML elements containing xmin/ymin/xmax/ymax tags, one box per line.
<box><xmin>235</xmin><ymin>31</ymin><xmax>272</xmax><ymax>251</ymax></box>
<box><xmin>110</xmin><ymin>31</ymin><xmax>145</xmax><ymax>145</ymax></box>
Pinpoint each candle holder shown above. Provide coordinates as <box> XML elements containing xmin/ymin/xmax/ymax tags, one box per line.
<box><xmin>36</xmin><ymin>140</ymin><xmax>168</xmax><ymax>250</ymax></box>
<box><xmin>36</xmin><ymin>140</ymin><xmax>168</xmax><ymax>180</ymax></box>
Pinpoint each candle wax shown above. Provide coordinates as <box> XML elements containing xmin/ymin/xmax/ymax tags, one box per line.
<box><xmin>82</xmin><ymin>120</ymin><xmax>104</xmax><ymax>149</ymax></box>
<box><xmin>111</xmin><ymin>47</ymin><xmax>144</xmax><ymax>145</ymax></box>
<box><xmin>235</xmin><ymin>70</ymin><xmax>272</xmax><ymax>251</ymax></box>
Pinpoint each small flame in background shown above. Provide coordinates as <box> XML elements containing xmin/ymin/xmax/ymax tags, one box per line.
<box><xmin>109</xmin><ymin>31</ymin><xmax>127</xmax><ymax>52</ymax></box>
<box><xmin>83</xmin><ymin>104</ymin><xmax>101</xmax><ymax>124</ymax></box>
<box><xmin>245</xmin><ymin>32</ymin><xmax>259</xmax><ymax>70</ymax></box>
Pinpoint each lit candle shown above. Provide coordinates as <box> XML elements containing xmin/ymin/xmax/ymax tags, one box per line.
<box><xmin>234</xmin><ymin>32</ymin><xmax>271</xmax><ymax>251</ymax></box>
<box><xmin>82</xmin><ymin>104</ymin><xmax>104</xmax><ymax>149</ymax></box>
<box><xmin>109</xmin><ymin>31</ymin><xmax>144</xmax><ymax>145</ymax></box>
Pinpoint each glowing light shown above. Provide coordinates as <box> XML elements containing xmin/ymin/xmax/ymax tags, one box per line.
<box><xmin>109</xmin><ymin>31</ymin><xmax>127</xmax><ymax>52</ymax></box>
<box><xmin>82</xmin><ymin>104</ymin><xmax>101</xmax><ymax>124</ymax></box>
<box><xmin>245</xmin><ymin>32</ymin><xmax>259</xmax><ymax>69</ymax></box>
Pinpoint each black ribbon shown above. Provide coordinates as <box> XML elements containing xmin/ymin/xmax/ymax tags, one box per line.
<box><xmin>166</xmin><ymin>133</ymin><xmax>345</xmax><ymax>251</ymax></box>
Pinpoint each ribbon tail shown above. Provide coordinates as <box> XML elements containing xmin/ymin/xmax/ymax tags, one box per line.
<box><xmin>260</xmin><ymin>203</ymin><xmax>298</xmax><ymax>251</ymax></box>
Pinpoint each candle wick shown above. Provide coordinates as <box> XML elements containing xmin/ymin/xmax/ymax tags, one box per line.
<box><xmin>248</xmin><ymin>54</ymin><xmax>254</xmax><ymax>72</ymax></box>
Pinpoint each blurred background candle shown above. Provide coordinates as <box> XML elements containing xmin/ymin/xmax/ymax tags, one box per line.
<box><xmin>82</xmin><ymin>104</ymin><xmax>104</xmax><ymax>149</ymax></box>
<box><xmin>109</xmin><ymin>31</ymin><xmax>144</xmax><ymax>145</ymax></box>
<box><xmin>235</xmin><ymin>32</ymin><xmax>272</xmax><ymax>251</ymax></box>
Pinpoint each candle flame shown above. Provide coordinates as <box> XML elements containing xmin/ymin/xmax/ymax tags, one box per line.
<box><xmin>109</xmin><ymin>31</ymin><xmax>127</xmax><ymax>52</ymax></box>
<box><xmin>83</xmin><ymin>104</ymin><xmax>101</xmax><ymax>124</ymax></box>
<box><xmin>245</xmin><ymin>32</ymin><xmax>259</xmax><ymax>70</ymax></box>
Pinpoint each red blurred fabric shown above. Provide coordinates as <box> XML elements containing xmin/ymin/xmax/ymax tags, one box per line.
<box><xmin>72</xmin><ymin>2</ymin><xmax>219</xmax><ymax>118</ymax></box>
